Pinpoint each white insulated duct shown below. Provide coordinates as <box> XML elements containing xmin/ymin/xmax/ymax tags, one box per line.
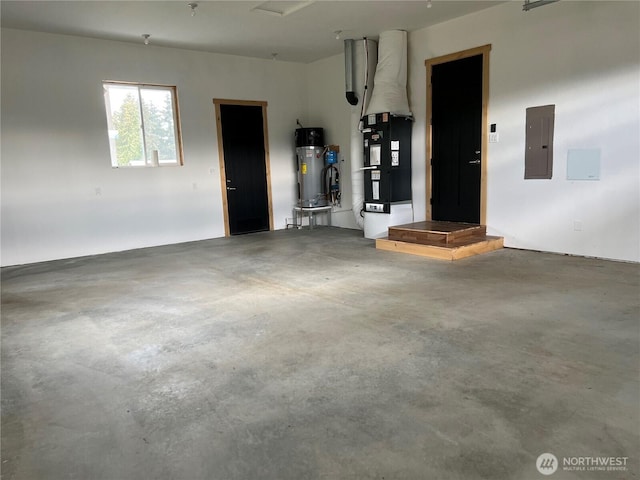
<box><xmin>345</xmin><ymin>39</ymin><xmax>377</xmax><ymax>229</ymax></box>
<box><xmin>365</xmin><ymin>30</ymin><xmax>411</xmax><ymax>117</ymax></box>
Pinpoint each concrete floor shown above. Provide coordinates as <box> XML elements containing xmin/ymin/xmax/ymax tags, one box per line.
<box><xmin>1</xmin><ymin>227</ymin><xmax>638</xmax><ymax>480</ymax></box>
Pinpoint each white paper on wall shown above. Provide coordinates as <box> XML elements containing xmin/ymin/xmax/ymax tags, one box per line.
<box><xmin>567</xmin><ymin>149</ymin><xmax>601</xmax><ymax>180</ymax></box>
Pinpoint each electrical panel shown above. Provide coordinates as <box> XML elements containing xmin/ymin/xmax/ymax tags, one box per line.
<box><xmin>525</xmin><ymin>105</ymin><xmax>555</xmax><ymax>179</ymax></box>
<box><xmin>363</xmin><ymin>113</ymin><xmax>412</xmax><ymax>213</ymax></box>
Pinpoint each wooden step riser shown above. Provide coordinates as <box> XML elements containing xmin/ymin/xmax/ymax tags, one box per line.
<box><xmin>381</xmin><ymin>221</ymin><xmax>502</xmax><ymax>260</ymax></box>
<box><xmin>388</xmin><ymin>225</ymin><xmax>486</xmax><ymax>245</ymax></box>
<box><xmin>388</xmin><ymin>231</ymin><xmax>448</xmax><ymax>244</ymax></box>
<box><xmin>389</xmin><ymin>232</ymin><xmax>489</xmax><ymax>246</ymax></box>
<box><xmin>376</xmin><ymin>236</ymin><xmax>504</xmax><ymax>261</ymax></box>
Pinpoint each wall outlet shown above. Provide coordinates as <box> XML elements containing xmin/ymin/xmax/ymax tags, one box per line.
<box><xmin>573</xmin><ymin>220</ymin><xmax>582</xmax><ymax>231</ymax></box>
<box><xmin>489</xmin><ymin>132</ymin><xmax>499</xmax><ymax>143</ymax></box>
<box><xmin>95</xmin><ymin>187</ymin><xmax>102</xmax><ymax>196</ymax></box>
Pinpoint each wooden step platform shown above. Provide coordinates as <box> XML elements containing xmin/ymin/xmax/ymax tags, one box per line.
<box><xmin>376</xmin><ymin>220</ymin><xmax>503</xmax><ymax>261</ymax></box>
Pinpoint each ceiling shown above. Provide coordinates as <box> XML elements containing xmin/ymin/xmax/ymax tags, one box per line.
<box><xmin>0</xmin><ymin>1</ymin><xmax>507</xmax><ymax>63</ymax></box>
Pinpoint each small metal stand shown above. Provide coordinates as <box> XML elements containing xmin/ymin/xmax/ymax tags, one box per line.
<box><xmin>291</xmin><ymin>206</ymin><xmax>332</xmax><ymax>230</ymax></box>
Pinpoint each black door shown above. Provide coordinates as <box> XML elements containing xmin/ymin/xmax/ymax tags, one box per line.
<box><xmin>431</xmin><ymin>54</ymin><xmax>482</xmax><ymax>224</ymax></box>
<box><xmin>219</xmin><ymin>104</ymin><xmax>270</xmax><ymax>235</ymax></box>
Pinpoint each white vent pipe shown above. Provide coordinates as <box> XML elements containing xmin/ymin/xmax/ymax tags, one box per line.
<box><xmin>345</xmin><ymin>38</ymin><xmax>377</xmax><ymax>229</ymax></box>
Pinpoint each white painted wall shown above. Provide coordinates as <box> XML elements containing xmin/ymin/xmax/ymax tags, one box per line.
<box><xmin>1</xmin><ymin>29</ymin><xmax>308</xmax><ymax>266</ymax></box>
<box><xmin>408</xmin><ymin>0</ymin><xmax>640</xmax><ymax>262</ymax></box>
<box><xmin>3</xmin><ymin>0</ymin><xmax>639</xmax><ymax>265</ymax></box>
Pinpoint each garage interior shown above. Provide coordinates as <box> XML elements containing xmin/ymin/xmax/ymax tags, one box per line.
<box><xmin>1</xmin><ymin>1</ymin><xmax>639</xmax><ymax>479</ymax></box>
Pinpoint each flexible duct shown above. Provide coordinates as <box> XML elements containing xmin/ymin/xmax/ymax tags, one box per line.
<box><xmin>365</xmin><ymin>30</ymin><xmax>411</xmax><ymax>117</ymax></box>
<box><xmin>346</xmin><ymin>38</ymin><xmax>377</xmax><ymax>229</ymax></box>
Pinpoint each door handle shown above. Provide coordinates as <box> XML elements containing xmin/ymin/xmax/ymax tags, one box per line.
<box><xmin>227</xmin><ymin>187</ymin><xmax>237</xmax><ymax>191</ymax></box>
<box><xmin>469</xmin><ymin>159</ymin><xmax>481</xmax><ymax>164</ymax></box>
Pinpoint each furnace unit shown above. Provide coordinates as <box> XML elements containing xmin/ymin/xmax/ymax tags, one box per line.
<box><xmin>363</xmin><ymin>113</ymin><xmax>412</xmax><ymax>213</ymax></box>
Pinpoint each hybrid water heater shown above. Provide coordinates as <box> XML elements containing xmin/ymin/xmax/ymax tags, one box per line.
<box><xmin>295</xmin><ymin>128</ymin><xmax>327</xmax><ymax>207</ymax></box>
<box><xmin>363</xmin><ymin>113</ymin><xmax>412</xmax><ymax>213</ymax></box>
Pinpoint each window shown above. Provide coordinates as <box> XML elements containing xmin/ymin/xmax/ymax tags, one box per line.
<box><xmin>103</xmin><ymin>82</ymin><xmax>183</xmax><ymax>167</ymax></box>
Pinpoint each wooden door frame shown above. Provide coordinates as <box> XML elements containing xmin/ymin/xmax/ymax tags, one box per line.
<box><xmin>425</xmin><ymin>44</ymin><xmax>491</xmax><ymax>225</ymax></box>
<box><xmin>213</xmin><ymin>99</ymin><xmax>274</xmax><ymax>236</ymax></box>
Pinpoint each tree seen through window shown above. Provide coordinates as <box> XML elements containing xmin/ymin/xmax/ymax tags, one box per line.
<box><xmin>104</xmin><ymin>83</ymin><xmax>181</xmax><ymax>167</ymax></box>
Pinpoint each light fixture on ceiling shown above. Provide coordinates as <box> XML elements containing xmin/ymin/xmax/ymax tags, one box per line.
<box><xmin>426</xmin><ymin>0</ymin><xmax>432</xmax><ymax>8</ymax></box>
<box><xmin>334</xmin><ymin>30</ymin><xmax>342</xmax><ymax>40</ymax></box>
<box><xmin>142</xmin><ymin>34</ymin><xmax>150</xmax><ymax>45</ymax></box>
<box><xmin>523</xmin><ymin>0</ymin><xmax>559</xmax><ymax>11</ymax></box>
<box><xmin>188</xmin><ymin>2</ymin><xmax>198</xmax><ymax>16</ymax></box>
<box><xmin>271</xmin><ymin>53</ymin><xmax>278</xmax><ymax>61</ymax></box>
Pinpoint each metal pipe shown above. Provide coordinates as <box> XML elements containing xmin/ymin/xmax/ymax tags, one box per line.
<box><xmin>344</xmin><ymin>39</ymin><xmax>358</xmax><ymax>105</ymax></box>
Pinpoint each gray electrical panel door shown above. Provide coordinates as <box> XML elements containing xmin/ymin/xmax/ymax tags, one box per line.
<box><xmin>525</xmin><ymin>105</ymin><xmax>555</xmax><ymax>179</ymax></box>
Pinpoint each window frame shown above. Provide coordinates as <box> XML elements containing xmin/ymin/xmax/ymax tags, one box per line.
<box><xmin>103</xmin><ymin>81</ymin><xmax>184</xmax><ymax>168</ymax></box>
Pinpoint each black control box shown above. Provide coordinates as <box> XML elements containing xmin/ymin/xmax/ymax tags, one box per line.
<box><xmin>363</xmin><ymin>113</ymin><xmax>412</xmax><ymax>213</ymax></box>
